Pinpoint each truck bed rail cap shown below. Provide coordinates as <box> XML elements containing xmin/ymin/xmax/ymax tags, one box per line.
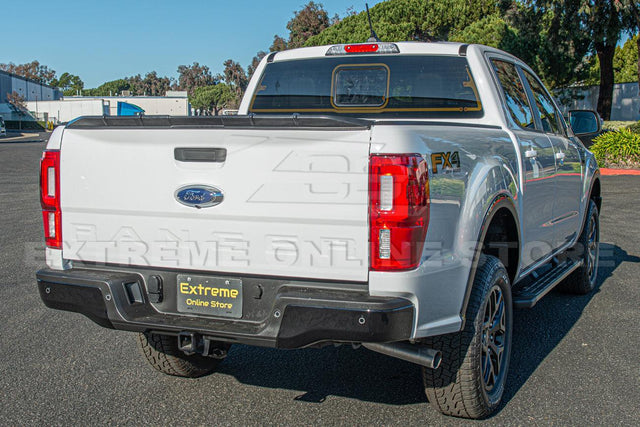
<box><xmin>65</xmin><ymin>115</ymin><xmax>373</xmax><ymax>130</ymax></box>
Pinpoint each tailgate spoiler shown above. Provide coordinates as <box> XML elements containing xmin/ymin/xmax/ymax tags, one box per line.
<box><xmin>66</xmin><ymin>115</ymin><xmax>373</xmax><ymax>130</ymax></box>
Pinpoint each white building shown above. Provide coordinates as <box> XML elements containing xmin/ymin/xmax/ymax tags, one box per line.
<box><xmin>26</xmin><ymin>98</ymin><xmax>108</xmax><ymax>123</ymax></box>
<box><xmin>26</xmin><ymin>91</ymin><xmax>191</xmax><ymax>124</ymax></box>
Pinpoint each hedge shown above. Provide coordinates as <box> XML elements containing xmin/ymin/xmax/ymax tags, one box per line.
<box><xmin>590</xmin><ymin>128</ymin><xmax>640</xmax><ymax>168</ymax></box>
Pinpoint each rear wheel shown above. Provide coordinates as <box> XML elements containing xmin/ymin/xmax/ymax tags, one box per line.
<box><xmin>422</xmin><ymin>255</ymin><xmax>513</xmax><ymax>419</ymax></box>
<box><xmin>137</xmin><ymin>332</ymin><xmax>228</xmax><ymax>378</ymax></box>
<box><xmin>560</xmin><ymin>199</ymin><xmax>599</xmax><ymax>295</ymax></box>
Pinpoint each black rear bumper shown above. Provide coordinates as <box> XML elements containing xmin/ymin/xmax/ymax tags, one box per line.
<box><xmin>36</xmin><ymin>267</ymin><xmax>413</xmax><ymax>349</ymax></box>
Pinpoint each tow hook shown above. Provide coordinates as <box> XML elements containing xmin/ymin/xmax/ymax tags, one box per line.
<box><xmin>177</xmin><ymin>331</ymin><xmax>229</xmax><ymax>359</ymax></box>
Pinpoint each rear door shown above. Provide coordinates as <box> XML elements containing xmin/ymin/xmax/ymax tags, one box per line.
<box><xmin>520</xmin><ymin>70</ymin><xmax>583</xmax><ymax>247</ymax></box>
<box><xmin>490</xmin><ymin>59</ymin><xmax>557</xmax><ymax>267</ymax></box>
<box><xmin>60</xmin><ymin>124</ymin><xmax>371</xmax><ymax>282</ymax></box>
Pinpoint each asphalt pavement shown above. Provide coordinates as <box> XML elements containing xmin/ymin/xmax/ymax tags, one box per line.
<box><xmin>0</xmin><ymin>131</ymin><xmax>48</xmax><ymax>143</ymax></box>
<box><xmin>0</xmin><ymin>141</ymin><xmax>638</xmax><ymax>426</ymax></box>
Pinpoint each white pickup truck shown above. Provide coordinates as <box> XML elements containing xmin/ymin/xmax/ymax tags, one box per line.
<box><xmin>37</xmin><ymin>41</ymin><xmax>601</xmax><ymax>419</ymax></box>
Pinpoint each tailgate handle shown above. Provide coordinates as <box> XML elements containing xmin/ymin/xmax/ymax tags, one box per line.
<box><xmin>174</xmin><ymin>147</ymin><xmax>227</xmax><ymax>162</ymax></box>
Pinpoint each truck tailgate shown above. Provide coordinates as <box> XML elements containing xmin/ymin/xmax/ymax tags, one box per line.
<box><xmin>60</xmin><ymin>125</ymin><xmax>370</xmax><ymax>281</ymax></box>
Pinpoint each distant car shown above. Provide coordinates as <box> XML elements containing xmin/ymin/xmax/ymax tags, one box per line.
<box><xmin>0</xmin><ymin>116</ymin><xmax>6</xmax><ymax>137</ymax></box>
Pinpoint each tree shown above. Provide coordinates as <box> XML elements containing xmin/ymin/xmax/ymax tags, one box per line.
<box><xmin>504</xmin><ymin>1</ymin><xmax>590</xmax><ymax>89</ymax></box>
<box><xmin>51</xmin><ymin>72</ymin><xmax>85</xmax><ymax>96</ymax></box>
<box><xmin>614</xmin><ymin>34</ymin><xmax>640</xmax><ymax>83</ymax></box>
<box><xmin>286</xmin><ymin>1</ymin><xmax>331</xmax><ymax>48</ymax></box>
<box><xmin>176</xmin><ymin>62</ymin><xmax>216</xmax><ymax>96</ymax></box>
<box><xmin>6</xmin><ymin>91</ymin><xmax>27</xmax><ymax>111</ymax></box>
<box><xmin>84</xmin><ymin>79</ymin><xmax>131</xmax><ymax>96</ymax></box>
<box><xmin>575</xmin><ymin>0</ymin><xmax>627</xmax><ymax>119</ymax></box>
<box><xmin>449</xmin><ymin>15</ymin><xmax>521</xmax><ymax>56</ymax></box>
<box><xmin>0</xmin><ymin>60</ymin><xmax>56</xmax><ymax>85</ymax></box>
<box><xmin>517</xmin><ymin>0</ymin><xmax>628</xmax><ymax>119</ymax></box>
<box><xmin>139</xmin><ymin>71</ymin><xmax>173</xmax><ymax>96</ymax></box>
<box><xmin>304</xmin><ymin>0</ymin><xmax>499</xmax><ymax>46</ymax></box>
<box><xmin>190</xmin><ymin>84</ymin><xmax>235</xmax><ymax>115</ymax></box>
<box><xmin>127</xmin><ymin>74</ymin><xmax>144</xmax><ymax>95</ymax></box>
<box><xmin>6</xmin><ymin>91</ymin><xmax>28</xmax><ymax>129</ymax></box>
<box><xmin>223</xmin><ymin>60</ymin><xmax>248</xmax><ymax>90</ymax></box>
<box><xmin>616</xmin><ymin>0</ymin><xmax>640</xmax><ymax>87</ymax></box>
<box><xmin>582</xmin><ymin>34</ymin><xmax>640</xmax><ymax>85</ymax></box>
<box><xmin>248</xmin><ymin>51</ymin><xmax>267</xmax><ymax>79</ymax></box>
<box><xmin>270</xmin><ymin>35</ymin><xmax>288</xmax><ymax>52</ymax></box>
<box><xmin>223</xmin><ymin>59</ymin><xmax>248</xmax><ymax>106</ymax></box>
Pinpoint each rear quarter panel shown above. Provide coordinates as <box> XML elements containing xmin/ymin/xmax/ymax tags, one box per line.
<box><xmin>368</xmin><ymin>123</ymin><xmax>520</xmax><ymax>337</ymax></box>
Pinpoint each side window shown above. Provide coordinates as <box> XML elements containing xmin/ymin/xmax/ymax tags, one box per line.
<box><xmin>522</xmin><ymin>71</ymin><xmax>562</xmax><ymax>134</ymax></box>
<box><xmin>490</xmin><ymin>59</ymin><xmax>535</xmax><ymax>129</ymax></box>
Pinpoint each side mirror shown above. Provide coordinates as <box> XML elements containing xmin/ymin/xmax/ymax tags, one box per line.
<box><xmin>568</xmin><ymin>110</ymin><xmax>601</xmax><ymax>136</ymax></box>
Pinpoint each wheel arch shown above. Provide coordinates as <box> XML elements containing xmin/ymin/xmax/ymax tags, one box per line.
<box><xmin>459</xmin><ymin>194</ymin><xmax>520</xmax><ymax>326</ymax></box>
<box><xmin>577</xmin><ymin>173</ymin><xmax>602</xmax><ymax>238</ymax></box>
<box><xmin>590</xmin><ymin>175</ymin><xmax>602</xmax><ymax>212</ymax></box>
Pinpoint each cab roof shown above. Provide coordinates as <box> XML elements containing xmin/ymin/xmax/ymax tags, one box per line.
<box><xmin>268</xmin><ymin>41</ymin><xmax>521</xmax><ymax>66</ymax></box>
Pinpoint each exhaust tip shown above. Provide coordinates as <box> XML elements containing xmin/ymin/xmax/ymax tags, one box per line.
<box><xmin>363</xmin><ymin>342</ymin><xmax>442</xmax><ymax>369</ymax></box>
<box><xmin>431</xmin><ymin>351</ymin><xmax>442</xmax><ymax>370</ymax></box>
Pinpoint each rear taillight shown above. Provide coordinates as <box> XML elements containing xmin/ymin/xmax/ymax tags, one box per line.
<box><xmin>40</xmin><ymin>150</ymin><xmax>61</xmax><ymax>249</ymax></box>
<box><xmin>369</xmin><ymin>154</ymin><xmax>429</xmax><ymax>271</ymax></box>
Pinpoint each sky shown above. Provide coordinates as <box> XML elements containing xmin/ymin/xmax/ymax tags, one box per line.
<box><xmin>1</xmin><ymin>0</ymin><xmax>385</xmax><ymax>88</ymax></box>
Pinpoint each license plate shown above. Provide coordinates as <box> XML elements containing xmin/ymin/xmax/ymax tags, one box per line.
<box><xmin>176</xmin><ymin>274</ymin><xmax>242</xmax><ymax>318</ymax></box>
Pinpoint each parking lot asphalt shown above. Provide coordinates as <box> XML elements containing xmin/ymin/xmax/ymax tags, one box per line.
<box><xmin>0</xmin><ymin>141</ymin><xmax>638</xmax><ymax>426</ymax></box>
<box><xmin>0</xmin><ymin>131</ymin><xmax>48</xmax><ymax>143</ymax></box>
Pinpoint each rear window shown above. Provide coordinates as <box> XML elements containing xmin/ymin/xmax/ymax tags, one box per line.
<box><xmin>249</xmin><ymin>55</ymin><xmax>482</xmax><ymax>118</ymax></box>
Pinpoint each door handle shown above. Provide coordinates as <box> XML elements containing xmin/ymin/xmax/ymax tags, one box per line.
<box><xmin>525</xmin><ymin>149</ymin><xmax>537</xmax><ymax>158</ymax></box>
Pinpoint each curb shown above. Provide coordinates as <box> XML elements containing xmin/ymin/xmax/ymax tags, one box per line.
<box><xmin>600</xmin><ymin>168</ymin><xmax>640</xmax><ymax>176</ymax></box>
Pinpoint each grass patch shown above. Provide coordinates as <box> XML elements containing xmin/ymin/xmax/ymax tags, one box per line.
<box><xmin>602</xmin><ymin>121</ymin><xmax>635</xmax><ymax>131</ymax></box>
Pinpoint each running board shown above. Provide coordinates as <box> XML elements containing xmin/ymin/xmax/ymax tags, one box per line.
<box><xmin>513</xmin><ymin>259</ymin><xmax>583</xmax><ymax>308</ymax></box>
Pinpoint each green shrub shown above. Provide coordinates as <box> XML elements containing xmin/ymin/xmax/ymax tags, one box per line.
<box><xmin>626</xmin><ymin>121</ymin><xmax>640</xmax><ymax>134</ymax></box>
<box><xmin>590</xmin><ymin>129</ymin><xmax>640</xmax><ymax>167</ymax></box>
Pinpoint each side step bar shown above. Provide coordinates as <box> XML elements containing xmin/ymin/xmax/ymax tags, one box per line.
<box><xmin>513</xmin><ymin>258</ymin><xmax>583</xmax><ymax>308</ymax></box>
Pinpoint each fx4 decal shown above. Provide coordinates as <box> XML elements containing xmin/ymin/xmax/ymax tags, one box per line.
<box><xmin>431</xmin><ymin>151</ymin><xmax>461</xmax><ymax>174</ymax></box>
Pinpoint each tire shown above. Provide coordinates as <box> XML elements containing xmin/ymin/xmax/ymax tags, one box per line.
<box><xmin>422</xmin><ymin>255</ymin><xmax>513</xmax><ymax>419</ymax></box>
<box><xmin>560</xmin><ymin>199</ymin><xmax>600</xmax><ymax>295</ymax></box>
<box><xmin>137</xmin><ymin>332</ymin><xmax>227</xmax><ymax>378</ymax></box>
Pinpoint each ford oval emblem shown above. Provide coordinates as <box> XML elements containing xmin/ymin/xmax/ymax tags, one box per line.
<box><xmin>175</xmin><ymin>185</ymin><xmax>224</xmax><ymax>208</ymax></box>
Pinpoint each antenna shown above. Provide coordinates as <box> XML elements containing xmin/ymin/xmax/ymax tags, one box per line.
<box><xmin>365</xmin><ymin>3</ymin><xmax>381</xmax><ymax>42</ymax></box>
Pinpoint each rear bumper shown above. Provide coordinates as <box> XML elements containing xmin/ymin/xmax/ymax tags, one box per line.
<box><xmin>36</xmin><ymin>267</ymin><xmax>414</xmax><ymax>349</ymax></box>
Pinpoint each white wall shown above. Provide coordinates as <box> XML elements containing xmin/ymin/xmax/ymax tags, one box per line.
<box><xmin>557</xmin><ymin>82</ymin><xmax>640</xmax><ymax>121</ymax></box>
<box><xmin>103</xmin><ymin>97</ymin><xmax>190</xmax><ymax>116</ymax></box>
<box><xmin>26</xmin><ymin>96</ymin><xmax>191</xmax><ymax>123</ymax></box>
<box><xmin>25</xmin><ymin>99</ymin><xmax>108</xmax><ymax>123</ymax></box>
